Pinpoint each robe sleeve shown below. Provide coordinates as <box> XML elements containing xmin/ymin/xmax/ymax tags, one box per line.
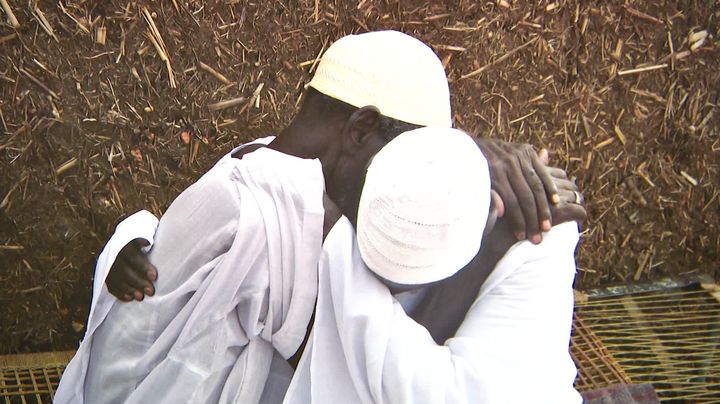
<box><xmin>54</xmin><ymin>210</ymin><xmax>159</xmax><ymax>404</ymax></box>
<box><xmin>324</xmin><ymin>220</ymin><xmax>581</xmax><ymax>404</ymax></box>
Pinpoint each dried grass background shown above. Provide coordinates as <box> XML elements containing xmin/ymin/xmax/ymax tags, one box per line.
<box><xmin>0</xmin><ymin>0</ymin><xmax>718</xmax><ymax>353</ymax></box>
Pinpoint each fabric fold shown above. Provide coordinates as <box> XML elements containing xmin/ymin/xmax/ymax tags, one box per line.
<box><xmin>56</xmin><ymin>137</ymin><xmax>324</xmax><ymax>404</ymax></box>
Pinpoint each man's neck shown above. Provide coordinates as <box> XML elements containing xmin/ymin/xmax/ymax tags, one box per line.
<box><xmin>268</xmin><ymin>120</ymin><xmax>323</xmax><ymax>158</ymax></box>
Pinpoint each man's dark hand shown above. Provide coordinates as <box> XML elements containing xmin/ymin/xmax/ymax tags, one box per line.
<box><xmin>106</xmin><ymin>238</ymin><xmax>157</xmax><ymax>302</ymax></box>
<box><xmin>474</xmin><ymin>138</ymin><xmax>559</xmax><ymax>244</ymax></box>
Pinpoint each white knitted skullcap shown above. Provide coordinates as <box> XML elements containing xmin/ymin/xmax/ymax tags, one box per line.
<box><xmin>357</xmin><ymin>127</ymin><xmax>491</xmax><ymax>286</ymax></box>
<box><xmin>307</xmin><ymin>30</ymin><xmax>451</xmax><ymax>127</ymax></box>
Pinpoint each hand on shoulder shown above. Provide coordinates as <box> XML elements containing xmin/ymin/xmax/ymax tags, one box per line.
<box><xmin>106</xmin><ymin>238</ymin><xmax>157</xmax><ymax>302</ymax></box>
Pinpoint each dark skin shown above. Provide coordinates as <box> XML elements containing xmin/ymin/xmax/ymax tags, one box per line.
<box><xmin>105</xmin><ymin>92</ymin><xmax>574</xmax><ymax>301</ymax></box>
<box><xmin>285</xmin><ymin>152</ymin><xmax>585</xmax><ymax>365</ymax></box>
<box><xmin>476</xmin><ymin>139</ymin><xmax>558</xmax><ymax>244</ymax></box>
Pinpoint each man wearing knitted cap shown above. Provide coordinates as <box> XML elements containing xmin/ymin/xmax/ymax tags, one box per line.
<box><xmin>285</xmin><ymin>127</ymin><xmax>584</xmax><ymax>403</ymax></box>
<box><xmin>56</xmin><ymin>30</ymin><xmax>584</xmax><ymax>403</ymax></box>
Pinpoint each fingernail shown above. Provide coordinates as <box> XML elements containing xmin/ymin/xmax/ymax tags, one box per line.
<box><xmin>148</xmin><ymin>268</ymin><xmax>157</xmax><ymax>281</ymax></box>
<box><xmin>531</xmin><ymin>234</ymin><xmax>542</xmax><ymax>244</ymax></box>
<box><xmin>123</xmin><ymin>294</ymin><xmax>132</xmax><ymax>301</ymax></box>
<box><xmin>134</xmin><ymin>291</ymin><xmax>143</xmax><ymax>301</ymax></box>
<box><xmin>541</xmin><ymin>220</ymin><xmax>551</xmax><ymax>232</ymax></box>
<box><xmin>516</xmin><ymin>232</ymin><xmax>526</xmax><ymax>240</ymax></box>
<box><xmin>145</xmin><ymin>286</ymin><xmax>154</xmax><ymax>296</ymax></box>
<box><xmin>551</xmin><ymin>194</ymin><xmax>560</xmax><ymax>204</ymax></box>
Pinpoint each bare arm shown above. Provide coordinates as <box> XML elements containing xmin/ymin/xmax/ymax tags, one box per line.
<box><xmin>410</xmin><ymin>166</ymin><xmax>585</xmax><ymax>344</ymax></box>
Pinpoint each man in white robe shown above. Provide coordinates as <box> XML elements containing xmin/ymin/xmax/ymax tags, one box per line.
<box><xmin>57</xmin><ymin>139</ymin><xmax>325</xmax><ymax>403</ymax></box>
<box><xmin>284</xmin><ymin>128</ymin><xmax>583</xmax><ymax>403</ymax></box>
<box><xmin>57</xmin><ymin>31</ymin><xmax>457</xmax><ymax>403</ymax></box>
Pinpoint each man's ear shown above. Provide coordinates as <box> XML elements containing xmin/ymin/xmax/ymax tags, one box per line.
<box><xmin>345</xmin><ymin>106</ymin><xmax>381</xmax><ymax>147</ymax></box>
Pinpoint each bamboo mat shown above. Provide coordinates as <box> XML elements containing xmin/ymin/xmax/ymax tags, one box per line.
<box><xmin>0</xmin><ymin>351</ymin><xmax>74</xmax><ymax>404</ymax></box>
<box><xmin>1</xmin><ymin>281</ymin><xmax>718</xmax><ymax>402</ymax></box>
<box><xmin>574</xmin><ymin>282</ymin><xmax>720</xmax><ymax>402</ymax></box>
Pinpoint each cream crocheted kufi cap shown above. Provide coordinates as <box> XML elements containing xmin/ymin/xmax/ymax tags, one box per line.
<box><xmin>357</xmin><ymin>127</ymin><xmax>491</xmax><ymax>286</ymax></box>
<box><xmin>307</xmin><ymin>30</ymin><xmax>451</xmax><ymax>128</ymax></box>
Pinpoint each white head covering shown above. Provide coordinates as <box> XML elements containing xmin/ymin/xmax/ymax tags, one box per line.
<box><xmin>356</xmin><ymin>127</ymin><xmax>491</xmax><ymax>286</ymax></box>
<box><xmin>307</xmin><ymin>30</ymin><xmax>451</xmax><ymax>128</ymax></box>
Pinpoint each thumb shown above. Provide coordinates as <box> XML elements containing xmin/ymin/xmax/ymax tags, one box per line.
<box><xmin>491</xmin><ymin>189</ymin><xmax>505</xmax><ymax>218</ymax></box>
<box><xmin>132</xmin><ymin>238</ymin><xmax>150</xmax><ymax>248</ymax></box>
<box><xmin>538</xmin><ymin>148</ymin><xmax>550</xmax><ymax>165</ymax></box>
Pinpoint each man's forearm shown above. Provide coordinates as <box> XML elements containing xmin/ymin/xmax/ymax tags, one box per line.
<box><xmin>410</xmin><ymin>219</ymin><xmax>516</xmax><ymax>344</ymax></box>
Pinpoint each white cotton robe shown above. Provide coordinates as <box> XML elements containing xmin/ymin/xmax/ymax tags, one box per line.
<box><xmin>55</xmin><ymin>138</ymin><xmax>325</xmax><ymax>404</ymax></box>
<box><xmin>284</xmin><ymin>218</ymin><xmax>582</xmax><ymax>404</ymax></box>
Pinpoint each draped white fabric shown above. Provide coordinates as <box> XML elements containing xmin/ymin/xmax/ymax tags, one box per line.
<box><xmin>55</xmin><ymin>138</ymin><xmax>325</xmax><ymax>404</ymax></box>
<box><xmin>285</xmin><ymin>218</ymin><xmax>582</xmax><ymax>404</ymax></box>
